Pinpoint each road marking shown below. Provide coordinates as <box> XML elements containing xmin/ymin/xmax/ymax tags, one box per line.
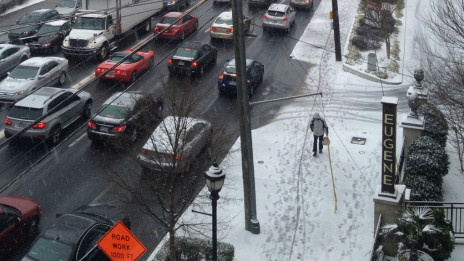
<box><xmin>68</xmin><ymin>132</ymin><xmax>87</xmax><ymax>147</ymax></box>
<box><xmin>0</xmin><ymin>130</ymin><xmax>4</xmax><ymax>140</ymax></box>
<box><xmin>71</xmin><ymin>0</ymin><xmax>207</xmax><ymax>90</ymax></box>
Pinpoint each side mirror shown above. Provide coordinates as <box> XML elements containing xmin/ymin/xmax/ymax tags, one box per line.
<box><xmin>38</xmin><ymin>74</ymin><xmax>45</xmax><ymax>79</ymax></box>
<box><xmin>0</xmin><ymin>59</ymin><xmax>5</xmax><ymax>63</ymax></box>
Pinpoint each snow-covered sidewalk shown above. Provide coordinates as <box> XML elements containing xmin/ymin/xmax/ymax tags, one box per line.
<box><xmin>149</xmin><ymin>0</ymin><xmax>464</xmax><ymax>260</ymax></box>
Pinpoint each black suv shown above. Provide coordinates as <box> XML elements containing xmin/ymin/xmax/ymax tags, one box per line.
<box><xmin>8</xmin><ymin>9</ymin><xmax>60</xmax><ymax>43</ymax></box>
<box><xmin>26</xmin><ymin>20</ymin><xmax>71</xmax><ymax>54</ymax></box>
<box><xmin>163</xmin><ymin>0</ymin><xmax>191</xmax><ymax>11</ymax></box>
<box><xmin>87</xmin><ymin>91</ymin><xmax>163</xmax><ymax>146</ymax></box>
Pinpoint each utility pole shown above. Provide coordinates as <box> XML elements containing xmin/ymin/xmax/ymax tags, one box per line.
<box><xmin>332</xmin><ymin>0</ymin><xmax>342</xmax><ymax>61</ymax></box>
<box><xmin>230</xmin><ymin>0</ymin><xmax>260</xmax><ymax>234</ymax></box>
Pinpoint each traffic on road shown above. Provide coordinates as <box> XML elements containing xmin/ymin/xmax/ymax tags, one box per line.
<box><xmin>0</xmin><ymin>0</ymin><xmax>318</xmax><ymax>260</ymax></box>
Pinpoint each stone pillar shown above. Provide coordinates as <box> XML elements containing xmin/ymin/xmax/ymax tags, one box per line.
<box><xmin>374</xmin><ymin>184</ymin><xmax>406</xmax><ymax>256</ymax></box>
<box><xmin>401</xmin><ymin>69</ymin><xmax>427</xmax><ymax>156</ymax></box>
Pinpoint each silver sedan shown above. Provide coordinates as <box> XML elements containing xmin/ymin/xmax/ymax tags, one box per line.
<box><xmin>0</xmin><ymin>44</ymin><xmax>31</xmax><ymax>78</ymax></box>
<box><xmin>0</xmin><ymin>56</ymin><xmax>68</xmax><ymax>104</ymax></box>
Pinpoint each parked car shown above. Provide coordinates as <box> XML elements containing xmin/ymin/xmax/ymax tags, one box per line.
<box><xmin>0</xmin><ymin>195</ymin><xmax>42</xmax><ymax>259</ymax></box>
<box><xmin>168</xmin><ymin>41</ymin><xmax>217</xmax><ymax>76</ymax></box>
<box><xmin>0</xmin><ymin>43</ymin><xmax>30</xmax><ymax>78</ymax></box>
<box><xmin>154</xmin><ymin>12</ymin><xmax>198</xmax><ymax>40</ymax></box>
<box><xmin>25</xmin><ymin>20</ymin><xmax>71</xmax><ymax>54</ymax></box>
<box><xmin>163</xmin><ymin>0</ymin><xmax>190</xmax><ymax>11</ymax></box>
<box><xmin>21</xmin><ymin>204</ymin><xmax>130</xmax><ymax>261</ymax></box>
<box><xmin>87</xmin><ymin>91</ymin><xmax>163</xmax><ymax>145</ymax></box>
<box><xmin>210</xmin><ymin>11</ymin><xmax>251</xmax><ymax>40</ymax></box>
<box><xmin>8</xmin><ymin>9</ymin><xmax>60</xmax><ymax>43</ymax></box>
<box><xmin>0</xmin><ymin>57</ymin><xmax>69</xmax><ymax>104</ymax></box>
<box><xmin>95</xmin><ymin>49</ymin><xmax>154</xmax><ymax>84</ymax></box>
<box><xmin>262</xmin><ymin>3</ymin><xmax>297</xmax><ymax>33</ymax></box>
<box><xmin>55</xmin><ymin>0</ymin><xmax>81</xmax><ymax>17</ymax></box>
<box><xmin>290</xmin><ymin>0</ymin><xmax>313</xmax><ymax>9</ymax></box>
<box><xmin>137</xmin><ymin>116</ymin><xmax>212</xmax><ymax>172</ymax></box>
<box><xmin>218</xmin><ymin>58</ymin><xmax>264</xmax><ymax>96</ymax></box>
<box><xmin>4</xmin><ymin>87</ymin><xmax>92</xmax><ymax>145</ymax></box>
<box><xmin>212</xmin><ymin>0</ymin><xmax>229</xmax><ymax>4</ymax></box>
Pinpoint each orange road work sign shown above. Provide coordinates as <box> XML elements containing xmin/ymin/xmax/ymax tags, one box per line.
<box><xmin>97</xmin><ymin>221</ymin><xmax>146</xmax><ymax>261</ymax></box>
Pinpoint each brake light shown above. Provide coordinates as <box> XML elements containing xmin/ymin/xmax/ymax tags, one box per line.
<box><xmin>4</xmin><ymin>118</ymin><xmax>11</xmax><ymax>126</ymax></box>
<box><xmin>96</xmin><ymin>68</ymin><xmax>103</xmax><ymax>73</ymax></box>
<box><xmin>219</xmin><ymin>73</ymin><xmax>223</xmax><ymax>79</ymax></box>
<box><xmin>191</xmin><ymin>61</ymin><xmax>197</xmax><ymax>67</ymax></box>
<box><xmin>168</xmin><ymin>58</ymin><xmax>172</xmax><ymax>64</ymax></box>
<box><xmin>154</xmin><ymin>26</ymin><xmax>159</xmax><ymax>32</ymax></box>
<box><xmin>172</xmin><ymin>155</ymin><xmax>179</xmax><ymax>160</ymax></box>
<box><xmin>226</xmin><ymin>28</ymin><xmax>233</xmax><ymax>33</ymax></box>
<box><xmin>172</xmin><ymin>28</ymin><xmax>179</xmax><ymax>33</ymax></box>
<box><xmin>263</xmin><ymin>15</ymin><xmax>268</xmax><ymax>19</ymax></box>
<box><xmin>32</xmin><ymin>122</ymin><xmax>46</xmax><ymax>129</ymax></box>
<box><xmin>112</xmin><ymin>126</ymin><xmax>126</xmax><ymax>132</ymax></box>
<box><xmin>88</xmin><ymin>121</ymin><xmax>96</xmax><ymax>129</ymax></box>
<box><xmin>210</xmin><ymin>27</ymin><xmax>215</xmax><ymax>31</ymax></box>
<box><xmin>140</xmin><ymin>149</ymin><xmax>151</xmax><ymax>155</ymax></box>
<box><xmin>283</xmin><ymin>17</ymin><xmax>288</xmax><ymax>22</ymax></box>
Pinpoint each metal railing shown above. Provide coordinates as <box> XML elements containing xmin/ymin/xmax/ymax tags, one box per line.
<box><xmin>404</xmin><ymin>201</ymin><xmax>464</xmax><ymax>239</ymax></box>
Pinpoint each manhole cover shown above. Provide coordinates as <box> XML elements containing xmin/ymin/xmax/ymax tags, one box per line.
<box><xmin>351</xmin><ymin>137</ymin><xmax>366</xmax><ymax>145</ymax></box>
<box><xmin>258</xmin><ymin>161</ymin><xmax>264</xmax><ymax>164</ymax></box>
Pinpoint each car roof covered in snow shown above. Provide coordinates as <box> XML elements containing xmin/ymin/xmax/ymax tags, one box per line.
<box><xmin>20</xmin><ymin>57</ymin><xmax>66</xmax><ymax>67</ymax></box>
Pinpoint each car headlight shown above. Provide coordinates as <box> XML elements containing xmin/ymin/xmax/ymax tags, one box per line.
<box><xmin>24</xmin><ymin>42</ymin><xmax>29</xmax><ymax>46</ymax></box>
<box><xmin>22</xmin><ymin>31</ymin><xmax>29</xmax><ymax>35</ymax></box>
<box><xmin>13</xmin><ymin>90</ymin><xmax>24</xmax><ymax>96</ymax></box>
<box><xmin>43</xmin><ymin>43</ymin><xmax>51</xmax><ymax>47</ymax></box>
<box><xmin>88</xmin><ymin>43</ymin><xmax>100</xmax><ymax>49</ymax></box>
<box><xmin>62</xmin><ymin>41</ymin><xmax>68</xmax><ymax>47</ymax></box>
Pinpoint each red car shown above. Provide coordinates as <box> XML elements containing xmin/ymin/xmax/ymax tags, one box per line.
<box><xmin>95</xmin><ymin>49</ymin><xmax>154</xmax><ymax>83</ymax></box>
<box><xmin>154</xmin><ymin>12</ymin><xmax>198</xmax><ymax>40</ymax></box>
<box><xmin>0</xmin><ymin>195</ymin><xmax>42</xmax><ymax>258</ymax></box>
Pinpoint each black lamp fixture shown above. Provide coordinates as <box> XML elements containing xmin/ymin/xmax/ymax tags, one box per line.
<box><xmin>204</xmin><ymin>161</ymin><xmax>225</xmax><ymax>261</ymax></box>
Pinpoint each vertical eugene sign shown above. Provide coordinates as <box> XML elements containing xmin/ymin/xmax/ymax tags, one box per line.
<box><xmin>381</xmin><ymin>97</ymin><xmax>398</xmax><ymax>196</ymax></box>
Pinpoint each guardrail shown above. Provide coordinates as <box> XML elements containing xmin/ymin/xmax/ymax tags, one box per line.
<box><xmin>404</xmin><ymin>201</ymin><xmax>464</xmax><ymax>239</ymax></box>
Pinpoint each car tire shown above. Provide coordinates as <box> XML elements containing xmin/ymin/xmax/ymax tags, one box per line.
<box><xmin>181</xmin><ymin>31</ymin><xmax>185</xmax><ymax>40</ymax></box>
<box><xmin>199</xmin><ymin>65</ymin><xmax>204</xmax><ymax>76</ymax></box>
<box><xmin>156</xmin><ymin>103</ymin><xmax>163</xmax><ymax>118</ymax></box>
<box><xmin>27</xmin><ymin>217</ymin><xmax>40</xmax><ymax>238</ymax></box>
<box><xmin>130</xmin><ymin>128</ymin><xmax>137</xmax><ymax>143</ymax></box>
<box><xmin>144</xmin><ymin>20</ymin><xmax>152</xmax><ymax>33</ymax></box>
<box><xmin>58</xmin><ymin>71</ymin><xmax>67</xmax><ymax>85</ymax></box>
<box><xmin>49</xmin><ymin>126</ymin><xmax>61</xmax><ymax>146</ymax></box>
<box><xmin>82</xmin><ymin>101</ymin><xmax>92</xmax><ymax>119</ymax></box>
<box><xmin>129</xmin><ymin>71</ymin><xmax>136</xmax><ymax>84</ymax></box>
<box><xmin>98</xmin><ymin>44</ymin><xmax>109</xmax><ymax>61</ymax></box>
<box><xmin>249</xmin><ymin>84</ymin><xmax>254</xmax><ymax>97</ymax></box>
<box><xmin>195</xmin><ymin>21</ymin><xmax>198</xmax><ymax>30</ymax></box>
<box><xmin>148</xmin><ymin>57</ymin><xmax>154</xmax><ymax>69</ymax></box>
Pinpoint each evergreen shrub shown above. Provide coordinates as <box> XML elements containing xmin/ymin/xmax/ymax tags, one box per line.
<box><xmin>418</xmin><ymin>103</ymin><xmax>449</xmax><ymax>147</ymax></box>
<box><xmin>352</xmin><ymin>35</ymin><xmax>381</xmax><ymax>51</ymax></box>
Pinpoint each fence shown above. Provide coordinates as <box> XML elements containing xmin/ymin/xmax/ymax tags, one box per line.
<box><xmin>404</xmin><ymin>201</ymin><xmax>464</xmax><ymax>239</ymax></box>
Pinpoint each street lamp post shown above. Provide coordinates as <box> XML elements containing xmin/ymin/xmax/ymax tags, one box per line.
<box><xmin>204</xmin><ymin>162</ymin><xmax>225</xmax><ymax>261</ymax></box>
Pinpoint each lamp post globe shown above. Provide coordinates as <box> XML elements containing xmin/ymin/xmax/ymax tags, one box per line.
<box><xmin>204</xmin><ymin>161</ymin><xmax>225</xmax><ymax>261</ymax></box>
<box><xmin>204</xmin><ymin>161</ymin><xmax>226</xmax><ymax>199</ymax></box>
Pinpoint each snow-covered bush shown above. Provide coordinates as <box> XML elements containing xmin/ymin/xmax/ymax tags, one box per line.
<box><xmin>407</xmin><ymin>136</ymin><xmax>449</xmax><ymax>168</ymax></box>
<box><xmin>155</xmin><ymin>237</ymin><xmax>234</xmax><ymax>261</ymax></box>
<box><xmin>418</xmin><ymin>104</ymin><xmax>449</xmax><ymax>147</ymax></box>
<box><xmin>352</xmin><ymin>35</ymin><xmax>382</xmax><ymax>51</ymax></box>
<box><xmin>380</xmin><ymin>207</ymin><xmax>454</xmax><ymax>261</ymax></box>
<box><xmin>404</xmin><ymin>174</ymin><xmax>443</xmax><ymax>201</ymax></box>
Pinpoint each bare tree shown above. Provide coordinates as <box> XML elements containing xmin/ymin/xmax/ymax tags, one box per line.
<box><xmin>417</xmin><ymin>0</ymin><xmax>464</xmax><ymax>172</ymax></box>
<box><xmin>97</xmin><ymin>77</ymin><xmax>234</xmax><ymax>261</ymax></box>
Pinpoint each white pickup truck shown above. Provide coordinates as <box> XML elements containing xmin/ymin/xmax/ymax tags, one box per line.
<box><xmin>62</xmin><ymin>0</ymin><xmax>163</xmax><ymax>61</ymax></box>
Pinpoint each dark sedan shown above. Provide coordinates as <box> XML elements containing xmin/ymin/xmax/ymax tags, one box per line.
<box><xmin>8</xmin><ymin>9</ymin><xmax>60</xmax><ymax>43</ymax></box>
<box><xmin>218</xmin><ymin>59</ymin><xmax>264</xmax><ymax>96</ymax></box>
<box><xmin>163</xmin><ymin>0</ymin><xmax>190</xmax><ymax>11</ymax></box>
<box><xmin>21</xmin><ymin>204</ymin><xmax>130</xmax><ymax>261</ymax></box>
<box><xmin>87</xmin><ymin>91</ymin><xmax>164</xmax><ymax>147</ymax></box>
<box><xmin>0</xmin><ymin>195</ymin><xmax>42</xmax><ymax>259</ymax></box>
<box><xmin>26</xmin><ymin>20</ymin><xmax>71</xmax><ymax>54</ymax></box>
<box><xmin>168</xmin><ymin>41</ymin><xmax>217</xmax><ymax>76</ymax></box>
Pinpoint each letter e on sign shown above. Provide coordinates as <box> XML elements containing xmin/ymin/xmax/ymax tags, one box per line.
<box><xmin>97</xmin><ymin>221</ymin><xmax>146</xmax><ymax>261</ymax></box>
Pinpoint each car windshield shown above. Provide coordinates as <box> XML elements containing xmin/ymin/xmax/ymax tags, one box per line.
<box><xmin>9</xmin><ymin>65</ymin><xmax>40</xmax><ymax>79</ymax></box>
<box><xmin>174</xmin><ymin>47</ymin><xmax>198</xmax><ymax>58</ymax></box>
<box><xmin>215</xmin><ymin>17</ymin><xmax>232</xmax><ymax>25</ymax></box>
<box><xmin>26</xmin><ymin>237</ymin><xmax>73</xmax><ymax>261</ymax></box>
<box><xmin>108</xmin><ymin>53</ymin><xmax>133</xmax><ymax>64</ymax></box>
<box><xmin>8</xmin><ymin>106</ymin><xmax>44</xmax><ymax>120</ymax></box>
<box><xmin>73</xmin><ymin>17</ymin><xmax>105</xmax><ymax>30</ymax></box>
<box><xmin>17</xmin><ymin>14</ymin><xmax>41</xmax><ymax>24</ymax></box>
<box><xmin>159</xmin><ymin>16</ymin><xmax>179</xmax><ymax>25</ymax></box>
<box><xmin>58</xmin><ymin>0</ymin><xmax>76</xmax><ymax>8</ymax></box>
<box><xmin>98</xmin><ymin>104</ymin><xmax>129</xmax><ymax>119</ymax></box>
<box><xmin>37</xmin><ymin>24</ymin><xmax>61</xmax><ymax>35</ymax></box>
<box><xmin>224</xmin><ymin>66</ymin><xmax>236</xmax><ymax>74</ymax></box>
<box><xmin>267</xmin><ymin>11</ymin><xmax>285</xmax><ymax>17</ymax></box>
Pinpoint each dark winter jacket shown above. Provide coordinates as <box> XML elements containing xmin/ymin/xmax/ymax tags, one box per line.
<box><xmin>310</xmin><ymin>112</ymin><xmax>328</xmax><ymax>136</ymax></box>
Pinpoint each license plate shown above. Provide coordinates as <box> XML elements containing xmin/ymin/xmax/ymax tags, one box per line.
<box><xmin>178</xmin><ymin>61</ymin><xmax>185</xmax><ymax>66</ymax></box>
<box><xmin>107</xmin><ymin>73</ymin><xmax>115</xmax><ymax>78</ymax></box>
<box><xmin>17</xmin><ymin>122</ymin><xmax>29</xmax><ymax>128</ymax></box>
<box><xmin>229</xmin><ymin>81</ymin><xmax>236</xmax><ymax>86</ymax></box>
<box><xmin>100</xmin><ymin>126</ymin><xmax>108</xmax><ymax>132</ymax></box>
